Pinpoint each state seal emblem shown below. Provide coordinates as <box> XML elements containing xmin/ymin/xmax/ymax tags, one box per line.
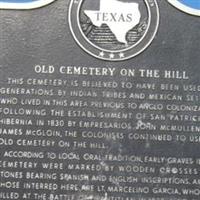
<box><xmin>69</xmin><ymin>0</ymin><xmax>159</xmax><ymax>61</ymax></box>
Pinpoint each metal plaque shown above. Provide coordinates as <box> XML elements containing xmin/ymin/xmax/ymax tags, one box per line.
<box><xmin>0</xmin><ymin>0</ymin><xmax>200</xmax><ymax>200</ymax></box>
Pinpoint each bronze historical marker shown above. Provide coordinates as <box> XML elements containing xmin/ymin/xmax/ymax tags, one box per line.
<box><xmin>0</xmin><ymin>0</ymin><xmax>200</xmax><ymax>199</ymax></box>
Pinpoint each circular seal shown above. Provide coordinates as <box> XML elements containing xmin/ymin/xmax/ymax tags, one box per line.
<box><xmin>69</xmin><ymin>0</ymin><xmax>159</xmax><ymax>61</ymax></box>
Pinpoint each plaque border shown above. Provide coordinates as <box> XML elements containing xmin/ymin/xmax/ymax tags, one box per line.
<box><xmin>0</xmin><ymin>0</ymin><xmax>57</xmax><ymax>9</ymax></box>
<box><xmin>168</xmin><ymin>0</ymin><xmax>200</xmax><ymax>16</ymax></box>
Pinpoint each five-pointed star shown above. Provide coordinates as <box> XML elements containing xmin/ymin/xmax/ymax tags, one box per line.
<box><xmin>99</xmin><ymin>51</ymin><xmax>105</xmax><ymax>57</ymax></box>
<box><xmin>119</xmin><ymin>52</ymin><xmax>125</xmax><ymax>58</ymax></box>
<box><xmin>109</xmin><ymin>53</ymin><xmax>115</xmax><ymax>59</ymax></box>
